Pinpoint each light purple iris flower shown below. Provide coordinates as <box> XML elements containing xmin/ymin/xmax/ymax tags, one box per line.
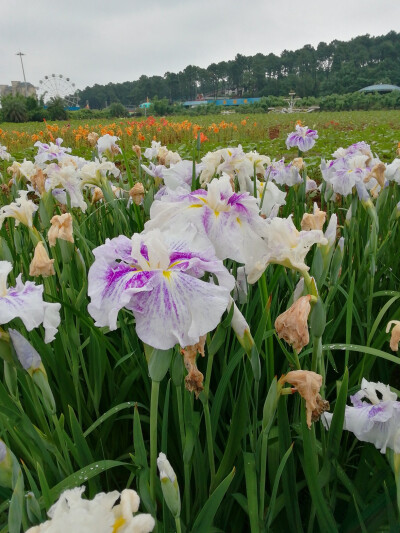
<box><xmin>162</xmin><ymin>160</ymin><xmax>203</xmax><ymax>192</ymax></box>
<box><xmin>34</xmin><ymin>138</ymin><xmax>72</xmax><ymax>165</ymax></box>
<box><xmin>286</xmin><ymin>125</ymin><xmax>318</xmax><ymax>152</ymax></box>
<box><xmin>267</xmin><ymin>159</ymin><xmax>302</xmax><ymax>187</ymax></box>
<box><xmin>87</xmin><ymin>228</ymin><xmax>235</xmax><ymax>349</ymax></box>
<box><xmin>321</xmin><ymin>141</ymin><xmax>385</xmax><ymax>201</ymax></box>
<box><xmin>141</xmin><ymin>162</ymin><xmax>165</xmax><ymax>181</ymax></box>
<box><xmin>321</xmin><ymin>158</ymin><xmax>370</xmax><ymax>199</ymax></box>
<box><xmin>144</xmin><ymin>174</ymin><xmax>267</xmax><ymax>266</ymax></box>
<box><xmin>0</xmin><ymin>261</ymin><xmax>61</xmax><ymax>343</ymax></box>
<box><xmin>332</xmin><ymin>141</ymin><xmax>373</xmax><ymax>160</ymax></box>
<box><xmin>142</xmin><ymin>160</ymin><xmax>203</xmax><ymax>199</ymax></box>
<box><xmin>323</xmin><ymin>378</ymin><xmax>400</xmax><ymax>453</ymax></box>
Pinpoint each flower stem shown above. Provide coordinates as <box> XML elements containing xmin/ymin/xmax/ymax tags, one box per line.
<box><xmin>150</xmin><ymin>379</ymin><xmax>160</xmax><ymax>505</ymax></box>
<box><xmin>176</xmin><ymin>385</ymin><xmax>190</xmax><ymax>524</ymax></box>
<box><xmin>259</xmin><ymin>272</ymin><xmax>274</xmax><ymax>385</ymax></box>
<box><xmin>175</xmin><ymin>516</ymin><xmax>182</xmax><ymax>533</ymax></box>
<box><xmin>311</xmin><ymin>336</ymin><xmax>324</xmax><ymax>380</ymax></box>
<box><xmin>366</xmin><ymin>213</ymin><xmax>377</xmax><ymax>335</ymax></box>
<box><xmin>202</xmin><ymin>344</ymin><xmax>216</xmax><ymax>484</ymax></box>
<box><xmin>203</xmin><ymin>400</ymin><xmax>215</xmax><ymax>483</ymax></box>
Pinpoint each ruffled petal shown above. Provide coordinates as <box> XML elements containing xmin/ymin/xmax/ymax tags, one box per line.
<box><xmin>88</xmin><ymin>261</ymin><xmax>156</xmax><ymax>330</ymax></box>
<box><xmin>0</xmin><ymin>276</ymin><xmax>45</xmax><ymax>330</ymax></box>
<box><xmin>132</xmin><ymin>271</ymin><xmax>230</xmax><ymax>349</ymax></box>
<box><xmin>43</xmin><ymin>302</ymin><xmax>61</xmax><ymax>343</ymax></box>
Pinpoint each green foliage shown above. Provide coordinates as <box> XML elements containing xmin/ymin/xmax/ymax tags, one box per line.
<box><xmin>47</xmin><ymin>97</ymin><xmax>68</xmax><ymax>121</ymax></box>
<box><xmin>107</xmin><ymin>102</ymin><xmax>129</xmax><ymax>118</ymax></box>
<box><xmin>1</xmin><ymin>95</ymin><xmax>28</xmax><ymax>123</ymax></box>
<box><xmin>77</xmin><ymin>31</ymin><xmax>400</xmax><ymax>108</ymax></box>
<box><xmin>69</xmin><ymin>108</ymin><xmax>108</xmax><ymax>120</ymax></box>
<box><xmin>0</xmin><ymin>95</ymin><xmax>48</xmax><ymax>123</ymax></box>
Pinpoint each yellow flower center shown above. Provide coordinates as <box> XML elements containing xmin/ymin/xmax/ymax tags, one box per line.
<box><xmin>112</xmin><ymin>517</ymin><xmax>126</xmax><ymax>532</ymax></box>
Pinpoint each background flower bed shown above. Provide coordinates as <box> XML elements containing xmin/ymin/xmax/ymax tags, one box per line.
<box><xmin>1</xmin><ymin>110</ymin><xmax>400</xmax><ymax>161</ymax></box>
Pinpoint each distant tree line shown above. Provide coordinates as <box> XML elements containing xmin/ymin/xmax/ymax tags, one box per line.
<box><xmin>2</xmin><ymin>90</ymin><xmax>400</xmax><ymax>124</ymax></box>
<box><xmin>76</xmin><ymin>32</ymin><xmax>400</xmax><ymax>109</ymax></box>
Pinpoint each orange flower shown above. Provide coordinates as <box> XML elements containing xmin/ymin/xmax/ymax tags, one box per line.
<box><xmin>194</xmin><ymin>131</ymin><xmax>208</xmax><ymax>143</ymax></box>
<box><xmin>199</xmin><ymin>132</ymin><xmax>208</xmax><ymax>143</ymax></box>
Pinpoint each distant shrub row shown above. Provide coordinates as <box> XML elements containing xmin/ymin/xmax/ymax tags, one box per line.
<box><xmin>1</xmin><ymin>91</ymin><xmax>400</xmax><ymax>123</ymax></box>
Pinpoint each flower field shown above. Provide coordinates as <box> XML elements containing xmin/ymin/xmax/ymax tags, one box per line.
<box><xmin>0</xmin><ymin>111</ymin><xmax>400</xmax><ymax>532</ymax></box>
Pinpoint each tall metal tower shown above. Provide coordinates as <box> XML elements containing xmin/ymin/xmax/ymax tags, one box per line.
<box><xmin>16</xmin><ymin>51</ymin><xmax>27</xmax><ymax>96</ymax></box>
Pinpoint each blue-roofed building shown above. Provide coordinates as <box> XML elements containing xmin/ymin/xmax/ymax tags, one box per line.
<box><xmin>183</xmin><ymin>97</ymin><xmax>261</xmax><ymax>107</ymax></box>
<box><xmin>359</xmin><ymin>84</ymin><xmax>400</xmax><ymax>93</ymax></box>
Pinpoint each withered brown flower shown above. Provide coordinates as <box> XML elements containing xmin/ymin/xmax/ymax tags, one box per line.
<box><xmin>180</xmin><ymin>335</ymin><xmax>206</xmax><ymax>398</ymax></box>
<box><xmin>48</xmin><ymin>213</ymin><xmax>74</xmax><ymax>247</ymax></box>
<box><xmin>275</xmin><ymin>295</ymin><xmax>311</xmax><ymax>353</ymax></box>
<box><xmin>132</xmin><ymin>145</ymin><xmax>142</xmax><ymax>159</ymax></box>
<box><xmin>282</xmin><ymin>370</ymin><xmax>329</xmax><ymax>428</ymax></box>
<box><xmin>301</xmin><ymin>206</ymin><xmax>326</xmax><ymax>231</ymax></box>
<box><xmin>386</xmin><ymin>320</ymin><xmax>400</xmax><ymax>352</ymax></box>
<box><xmin>29</xmin><ymin>241</ymin><xmax>55</xmax><ymax>277</ymax></box>
<box><xmin>87</xmin><ymin>132</ymin><xmax>99</xmax><ymax>147</ymax></box>
<box><xmin>129</xmin><ymin>183</ymin><xmax>145</xmax><ymax>206</ymax></box>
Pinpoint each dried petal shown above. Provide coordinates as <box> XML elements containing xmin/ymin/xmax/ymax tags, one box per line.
<box><xmin>132</xmin><ymin>145</ymin><xmax>142</xmax><ymax>159</ymax></box>
<box><xmin>48</xmin><ymin>213</ymin><xmax>74</xmax><ymax>247</ymax></box>
<box><xmin>29</xmin><ymin>242</ymin><xmax>55</xmax><ymax>277</ymax></box>
<box><xmin>386</xmin><ymin>320</ymin><xmax>400</xmax><ymax>351</ymax></box>
<box><xmin>181</xmin><ymin>335</ymin><xmax>206</xmax><ymax>398</ymax></box>
<box><xmin>364</xmin><ymin>162</ymin><xmax>386</xmax><ymax>188</ymax></box>
<box><xmin>301</xmin><ymin>205</ymin><xmax>326</xmax><ymax>231</ymax></box>
<box><xmin>129</xmin><ymin>183</ymin><xmax>145</xmax><ymax>205</ymax></box>
<box><xmin>311</xmin><ymin>395</ymin><xmax>330</xmax><ymax>423</ymax></box>
<box><xmin>275</xmin><ymin>295</ymin><xmax>311</xmax><ymax>352</ymax></box>
<box><xmin>31</xmin><ymin>168</ymin><xmax>46</xmax><ymax>195</ymax></box>
<box><xmin>87</xmin><ymin>132</ymin><xmax>99</xmax><ymax>146</ymax></box>
<box><xmin>7</xmin><ymin>161</ymin><xmax>22</xmax><ymax>179</ymax></box>
<box><xmin>283</xmin><ymin>370</ymin><xmax>324</xmax><ymax>428</ymax></box>
<box><xmin>92</xmin><ymin>187</ymin><xmax>104</xmax><ymax>204</ymax></box>
<box><xmin>291</xmin><ymin>157</ymin><xmax>305</xmax><ymax>171</ymax></box>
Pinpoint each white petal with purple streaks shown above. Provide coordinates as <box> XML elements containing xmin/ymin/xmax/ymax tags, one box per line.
<box><xmin>0</xmin><ymin>262</ymin><xmax>60</xmax><ymax>343</ymax></box>
<box><xmin>88</xmin><ymin>229</ymin><xmax>234</xmax><ymax>349</ymax></box>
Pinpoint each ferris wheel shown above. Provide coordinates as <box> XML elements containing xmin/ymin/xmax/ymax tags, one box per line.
<box><xmin>38</xmin><ymin>74</ymin><xmax>79</xmax><ymax>107</ymax></box>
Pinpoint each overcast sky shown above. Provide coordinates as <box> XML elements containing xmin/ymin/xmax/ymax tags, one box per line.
<box><xmin>2</xmin><ymin>0</ymin><xmax>399</xmax><ymax>96</ymax></box>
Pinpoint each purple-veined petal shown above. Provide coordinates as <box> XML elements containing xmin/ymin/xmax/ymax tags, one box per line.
<box><xmin>88</xmin><ymin>260</ymin><xmax>156</xmax><ymax>330</ymax></box>
<box><xmin>88</xmin><ymin>229</ymin><xmax>234</xmax><ymax>348</ymax></box>
<box><xmin>132</xmin><ymin>270</ymin><xmax>230</xmax><ymax>349</ymax></box>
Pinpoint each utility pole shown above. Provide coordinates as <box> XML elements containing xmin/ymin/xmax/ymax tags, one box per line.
<box><xmin>16</xmin><ymin>51</ymin><xmax>27</xmax><ymax>96</ymax></box>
